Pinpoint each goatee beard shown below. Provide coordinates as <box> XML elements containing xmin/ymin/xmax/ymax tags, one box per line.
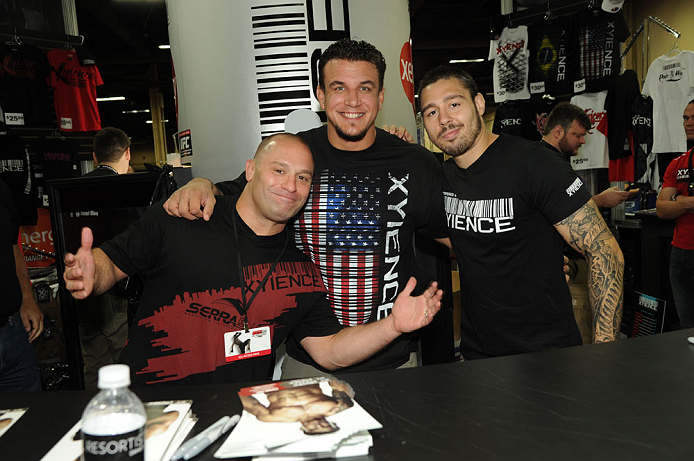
<box><xmin>335</xmin><ymin>125</ymin><xmax>368</xmax><ymax>143</ymax></box>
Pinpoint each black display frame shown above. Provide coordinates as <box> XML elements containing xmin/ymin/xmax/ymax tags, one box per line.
<box><xmin>47</xmin><ymin>172</ymin><xmax>161</xmax><ymax>390</ymax></box>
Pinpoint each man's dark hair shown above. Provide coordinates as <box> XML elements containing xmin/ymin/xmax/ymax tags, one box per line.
<box><xmin>544</xmin><ymin>102</ymin><xmax>591</xmax><ymax>135</ymax></box>
<box><xmin>93</xmin><ymin>127</ymin><xmax>130</xmax><ymax>164</ymax></box>
<box><xmin>417</xmin><ymin>65</ymin><xmax>479</xmax><ymax>100</ymax></box>
<box><xmin>318</xmin><ymin>39</ymin><xmax>386</xmax><ymax>90</ymax></box>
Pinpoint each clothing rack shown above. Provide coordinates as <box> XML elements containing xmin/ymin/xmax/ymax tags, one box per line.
<box><xmin>0</xmin><ymin>29</ymin><xmax>84</xmax><ymax>50</ymax></box>
<box><xmin>491</xmin><ymin>0</ymin><xmax>593</xmax><ymax>30</ymax></box>
<box><xmin>621</xmin><ymin>16</ymin><xmax>682</xmax><ymax>84</ymax></box>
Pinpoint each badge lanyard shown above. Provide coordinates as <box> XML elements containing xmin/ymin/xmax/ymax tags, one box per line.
<box><xmin>232</xmin><ymin>208</ymin><xmax>288</xmax><ymax>332</ymax></box>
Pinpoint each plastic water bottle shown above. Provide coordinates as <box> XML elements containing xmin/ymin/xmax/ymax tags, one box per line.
<box><xmin>81</xmin><ymin>364</ymin><xmax>147</xmax><ymax>460</ymax></box>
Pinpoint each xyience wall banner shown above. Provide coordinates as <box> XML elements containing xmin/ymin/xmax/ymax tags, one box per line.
<box><xmin>166</xmin><ymin>0</ymin><xmax>413</xmax><ymax>181</ymax></box>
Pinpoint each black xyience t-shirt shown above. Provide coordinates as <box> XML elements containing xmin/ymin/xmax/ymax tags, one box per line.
<box><xmin>0</xmin><ymin>43</ymin><xmax>53</xmax><ymax>126</ymax></box>
<box><xmin>442</xmin><ymin>134</ymin><xmax>590</xmax><ymax>359</ymax></box>
<box><xmin>101</xmin><ymin>196</ymin><xmax>341</xmax><ymax>387</ymax></box>
<box><xmin>574</xmin><ymin>9</ymin><xmax>630</xmax><ymax>93</ymax></box>
<box><xmin>219</xmin><ymin>127</ymin><xmax>448</xmax><ymax>372</ymax></box>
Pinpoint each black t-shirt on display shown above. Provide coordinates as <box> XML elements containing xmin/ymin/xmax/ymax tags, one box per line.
<box><xmin>0</xmin><ymin>178</ymin><xmax>22</xmax><ymax>318</ymax></box>
<box><xmin>493</xmin><ymin>99</ymin><xmax>556</xmax><ymax>141</ymax></box>
<box><xmin>574</xmin><ymin>9</ymin><xmax>630</xmax><ymax>93</ymax></box>
<box><xmin>492</xmin><ymin>101</ymin><xmax>533</xmax><ymax>139</ymax></box>
<box><xmin>527</xmin><ymin>16</ymin><xmax>577</xmax><ymax>96</ymax></box>
<box><xmin>442</xmin><ymin>134</ymin><xmax>590</xmax><ymax>359</ymax></box>
<box><xmin>101</xmin><ymin>196</ymin><xmax>341</xmax><ymax>386</ymax></box>
<box><xmin>33</xmin><ymin>137</ymin><xmax>79</xmax><ymax>181</ymax></box>
<box><xmin>631</xmin><ymin>95</ymin><xmax>654</xmax><ymax>185</ymax></box>
<box><xmin>605</xmin><ymin>70</ymin><xmax>641</xmax><ymax>160</ymax></box>
<box><xmin>0</xmin><ymin>134</ymin><xmax>37</xmax><ymax>225</ymax></box>
<box><xmin>219</xmin><ymin>127</ymin><xmax>448</xmax><ymax>372</ymax></box>
<box><xmin>0</xmin><ymin>43</ymin><xmax>53</xmax><ymax>126</ymax></box>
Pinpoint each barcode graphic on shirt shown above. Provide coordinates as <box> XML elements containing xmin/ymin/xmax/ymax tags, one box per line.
<box><xmin>444</xmin><ymin>195</ymin><xmax>515</xmax><ymax>219</ymax></box>
<box><xmin>251</xmin><ymin>2</ymin><xmax>313</xmax><ymax>137</ymax></box>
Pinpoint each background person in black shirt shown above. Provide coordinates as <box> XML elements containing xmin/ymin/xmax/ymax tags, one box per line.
<box><xmin>0</xmin><ymin>178</ymin><xmax>43</xmax><ymax>391</ymax></box>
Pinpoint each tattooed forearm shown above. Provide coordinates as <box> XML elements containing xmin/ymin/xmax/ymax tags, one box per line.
<box><xmin>556</xmin><ymin>201</ymin><xmax>624</xmax><ymax>342</ymax></box>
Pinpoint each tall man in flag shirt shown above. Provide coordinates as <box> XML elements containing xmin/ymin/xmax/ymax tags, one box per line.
<box><xmin>164</xmin><ymin>39</ymin><xmax>448</xmax><ymax>376</ymax></box>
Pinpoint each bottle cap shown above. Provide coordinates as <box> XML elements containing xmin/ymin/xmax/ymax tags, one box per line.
<box><xmin>97</xmin><ymin>364</ymin><xmax>131</xmax><ymax>389</ymax></box>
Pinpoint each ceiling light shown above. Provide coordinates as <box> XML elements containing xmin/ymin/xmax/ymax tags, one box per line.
<box><xmin>449</xmin><ymin>59</ymin><xmax>485</xmax><ymax>63</ymax></box>
<box><xmin>96</xmin><ymin>96</ymin><xmax>125</xmax><ymax>102</ymax></box>
<box><xmin>122</xmin><ymin>109</ymin><xmax>150</xmax><ymax>114</ymax></box>
<box><xmin>159</xmin><ymin>44</ymin><xmax>171</xmax><ymax>49</ymax></box>
<box><xmin>146</xmin><ymin>119</ymin><xmax>169</xmax><ymax>124</ymax></box>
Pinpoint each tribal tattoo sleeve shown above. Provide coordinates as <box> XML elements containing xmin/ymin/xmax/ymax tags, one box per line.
<box><xmin>555</xmin><ymin>200</ymin><xmax>624</xmax><ymax>343</ymax></box>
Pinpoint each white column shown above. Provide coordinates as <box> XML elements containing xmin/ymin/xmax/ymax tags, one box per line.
<box><xmin>166</xmin><ymin>0</ymin><xmax>414</xmax><ymax>182</ymax></box>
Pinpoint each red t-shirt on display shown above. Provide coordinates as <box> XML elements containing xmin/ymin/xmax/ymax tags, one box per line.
<box><xmin>47</xmin><ymin>49</ymin><xmax>103</xmax><ymax>132</ymax></box>
<box><xmin>662</xmin><ymin>147</ymin><xmax>694</xmax><ymax>250</ymax></box>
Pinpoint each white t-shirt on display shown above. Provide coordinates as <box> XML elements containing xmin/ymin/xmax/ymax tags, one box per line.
<box><xmin>642</xmin><ymin>50</ymin><xmax>694</xmax><ymax>154</ymax></box>
<box><xmin>570</xmin><ymin>91</ymin><xmax>609</xmax><ymax>171</ymax></box>
<box><xmin>489</xmin><ymin>26</ymin><xmax>531</xmax><ymax>103</ymax></box>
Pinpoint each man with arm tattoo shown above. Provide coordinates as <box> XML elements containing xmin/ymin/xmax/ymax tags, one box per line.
<box><xmin>541</xmin><ymin>103</ymin><xmax>631</xmax><ymax>343</ymax></box>
<box><xmin>417</xmin><ymin>65</ymin><xmax>624</xmax><ymax>359</ymax></box>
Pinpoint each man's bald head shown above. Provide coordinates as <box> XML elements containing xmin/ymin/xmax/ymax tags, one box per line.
<box><xmin>254</xmin><ymin>133</ymin><xmax>311</xmax><ymax>160</ymax></box>
<box><xmin>237</xmin><ymin>132</ymin><xmax>314</xmax><ymax>235</ymax></box>
<box><xmin>684</xmin><ymin>99</ymin><xmax>694</xmax><ymax>142</ymax></box>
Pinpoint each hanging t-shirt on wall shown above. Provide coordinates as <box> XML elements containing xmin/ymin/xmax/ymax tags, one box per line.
<box><xmin>570</xmin><ymin>91</ymin><xmax>609</xmax><ymax>171</ymax></box>
<box><xmin>489</xmin><ymin>25</ymin><xmax>530</xmax><ymax>103</ymax></box>
<box><xmin>642</xmin><ymin>50</ymin><xmax>694</xmax><ymax>154</ymax></box>
<box><xmin>47</xmin><ymin>49</ymin><xmax>103</xmax><ymax>132</ymax></box>
<box><xmin>0</xmin><ymin>43</ymin><xmax>53</xmax><ymax>126</ymax></box>
<box><xmin>0</xmin><ymin>134</ymin><xmax>37</xmax><ymax>225</ymax></box>
<box><xmin>492</xmin><ymin>98</ymin><xmax>556</xmax><ymax>141</ymax></box>
<box><xmin>492</xmin><ymin>101</ymin><xmax>534</xmax><ymax>139</ymax></box>
<box><xmin>631</xmin><ymin>95</ymin><xmax>656</xmax><ymax>186</ymax></box>
<box><xmin>527</xmin><ymin>16</ymin><xmax>576</xmax><ymax>96</ymax></box>
<box><xmin>573</xmin><ymin>9</ymin><xmax>629</xmax><ymax>93</ymax></box>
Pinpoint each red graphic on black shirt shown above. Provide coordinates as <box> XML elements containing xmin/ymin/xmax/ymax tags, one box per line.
<box><xmin>1</xmin><ymin>55</ymin><xmax>41</xmax><ymax>79</ymax></box>
<box><xmin>135</xmin><ymin>261</ymin><xmax>324</xmax><ymax>384</ymax></box>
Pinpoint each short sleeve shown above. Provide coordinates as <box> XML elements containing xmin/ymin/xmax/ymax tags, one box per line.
<box><xmin>616</xmin><ymin>11</ymin><xmax>630</xmax><ymax>42</ymax></box>
<box><xmin>93</xmin><ymin>65</ymin><xmax>104</xmax><ymax>87</ymax></box>
<box><xmin>523</xmin><ymin>145</ymin><xmax>592</xmax><ymax>224</ymax></box>
<box><xmin>662</xmin><ymin>155</ymin><xmax>680</xmax><ymax>189</ymax></box>
<box><xmin>492</xmin><ymin>106</ymin><xmax>501</xmax><ymax>134</ymax></box>
<box><xmin>215</xmin><ymin>171</ymin><xmax>247</xmax><ymax>197</ymax></box>
<box><xmin>422</xmin><ymin>162</ymin><xmax>448</xmax><ymax>239</ymax></box>
<box><xmin>642</xmin><ymin>60</ymin><xmax>657</xmax><ymax>97</ymax></box>
<box><xmin>100</xmin><ymin>202</ymin><xmax>165</xmax><ymax>276</ymax></box>
<box><xmin>489</xmin><ymin>39</ymin><xmax>497</xmax><ymax>61</ymax></box>
<box><xmin>289</xmin><ymin>291</ymin><xmax>342</xmax><ymax>342</ymax></box>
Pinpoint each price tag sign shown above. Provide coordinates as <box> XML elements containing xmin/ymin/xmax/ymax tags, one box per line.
<box><xmin>573</xmin><ymin>79</ymin><xmax>586</xmax><ymax>93</ymax></box>
<box><xmin>5</xmin><ymin>112</ymin><xmax>25</xmax><ymax>125</ymax></box>
<box><xmin>60</xmin><ymin>117</ymin><xmax>73</xmax><ymax>130</ymax></box>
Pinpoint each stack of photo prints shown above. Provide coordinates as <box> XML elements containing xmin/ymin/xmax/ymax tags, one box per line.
<box><xmin>42</xmin><ymin>400</ymin><xmax>196</xmax><ymax>461</ymax></box>
<box><xmin>215</xmin><ymin>377</ymin><xmax>381</xmax><ymax>459</ymax></box>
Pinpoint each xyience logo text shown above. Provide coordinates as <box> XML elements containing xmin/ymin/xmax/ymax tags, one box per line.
<box><xmin>444</xmin><ymin>192</ymin><xmax>515</xmax><ymax>234</ymax></box>
<box><xmin>566</xmin><ymin>177</ymin><xmax>583</xmax><ymax>197</ymax></box>
<box><xmin>377</xmin><ymin>173</ymin><xmax>409</xmax><ymax>320</ymax></box>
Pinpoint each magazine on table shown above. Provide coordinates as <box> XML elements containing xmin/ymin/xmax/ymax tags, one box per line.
<box><xmin>215</xmin><ymin>377</ymin><xmax>381</xmax><ymax>459</ymax></box>
<box><xmin>41</xmin><ymin>400</ymin><xmax>195</xmax><ymax>461</ymax></box>
<box><xmin>0</xmin><ymin>408</ymin><xmax>28</xmax><ymax>438</ymax></box>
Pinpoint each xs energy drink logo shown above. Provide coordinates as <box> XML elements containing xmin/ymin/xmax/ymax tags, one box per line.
<box><xmin>83</xmin><ymin>427</ymin><xmax>144</xmax><ymax>460</ymax></box>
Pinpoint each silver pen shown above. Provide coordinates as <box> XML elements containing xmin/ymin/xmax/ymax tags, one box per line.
<box><xmin>171</xmin><ymin>414</ymin><xmax>240</xmax><ymax>461</ymax></box>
